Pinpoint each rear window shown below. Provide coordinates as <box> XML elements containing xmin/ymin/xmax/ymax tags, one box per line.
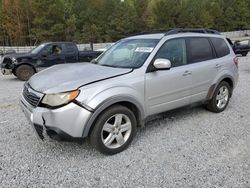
<box><xmin>210</xmin><ymin>37</ymin><xmax>230</xmax><ymax>58</ymax></box>
<box><xmin>187</xmin><ymin>38</ymin><xmax>214</xmax><ymax>63</ymax></box>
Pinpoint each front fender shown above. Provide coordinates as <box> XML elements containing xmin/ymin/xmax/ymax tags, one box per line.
<box><xmin>14</xmin><ymin>59</ymin><xmax>37</xmax><ymax>73</ymax></box>
<box><xmin>78</xmin><ymin>86</ymin><xmax>145</xmax><ymax>137</ymax></box>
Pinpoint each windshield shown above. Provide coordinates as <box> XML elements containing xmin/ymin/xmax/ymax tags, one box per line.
<box><xmin>94</xmin><ymin>39</ymin><xmax>159</xmax><ymax>68</ymax></box>
<box><xmin>30</xmin><ymin>44</ymin><xmax>46</xmax><ymax>54</ymax></box>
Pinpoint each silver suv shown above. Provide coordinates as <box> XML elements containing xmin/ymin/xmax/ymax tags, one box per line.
<box><xmin>20</xmin><ymin>29</ymin><xmax>239</xmax><ymax>154</ymax></box>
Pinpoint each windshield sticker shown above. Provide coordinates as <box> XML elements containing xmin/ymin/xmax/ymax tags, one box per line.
<box><xmin>135</xmin><ymin>47</ymin><xmax>154</xmax><ymax>53</ymax></box>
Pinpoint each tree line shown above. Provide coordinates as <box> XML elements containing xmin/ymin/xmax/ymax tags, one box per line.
<box><xmin>0</xmin><ymin>0</ymin><xmax>250</xmax><ymax>46</ymax></box>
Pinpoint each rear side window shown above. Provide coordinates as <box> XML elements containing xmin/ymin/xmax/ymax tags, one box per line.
<box><xmin>65</xmin><ymin>43</ymin><xmax>77</xmax><ymax>54</ymax></box>
<box><xmin>210</xmin><ymin>37</ymin><xmax>230</xmax><ymax>58</ymax></box>
<box><xmin>187</xmin><ymin>38</ymin><xmax>214</xmax><ymax>63</ymax></box>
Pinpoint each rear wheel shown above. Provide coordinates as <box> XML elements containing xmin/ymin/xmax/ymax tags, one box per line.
<box><xmin>15</xmin><ymin>65</ymin><xmax>35</xmax><ymax>81</ymax></box>
<box><xmin>206</xmin><ymin>81</ymin><xmax>232</xmax><ymax>113</ymax></box>
<box><xmin>90</xmin><ymin>105</ymin><xmax>137</xmax><ymax>155</ymax></box>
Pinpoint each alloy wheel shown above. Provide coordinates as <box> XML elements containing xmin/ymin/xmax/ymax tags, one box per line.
<box><xmin>101</xmin><ymin>114</ymin><xmax>132</xmax><ymax>149</ymax></box>
<box><xmin>216</xmin><ymin>86</ymin><xmax>229</xmax><ymax>109</ymax></box>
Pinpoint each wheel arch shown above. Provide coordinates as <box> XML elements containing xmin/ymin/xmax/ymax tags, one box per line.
<box><xmin>13</xmin><ymin>62</ymin><xmax>37</xmax><ymax>74</ymax></box>
<box><xmin>207</xmin><ymin>75</ymin><xmax>234</xmax><ymax>100</ymax></box>
<box><xmin>82</xmin><ymin>96</ymin><xmax>145</xmax><ymax>138</ymax></box>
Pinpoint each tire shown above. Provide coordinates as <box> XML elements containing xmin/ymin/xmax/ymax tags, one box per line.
<box><xmin>15</xmin><ymin>65</ymin><xmax>35</xmax><ymax>81</ymax></box>
<box><xmin>12</xmin><ymin>70</ymin><xmax>17</xmax><ymax>77</ymax></box>
<box><xmin>206</xmin><ymin>81</ymin><xmax>232</xmax><ymax>113</ymax></box>
<box><xmin>90</xmin><ymin>105</ymin><xmax>137</xmax><ymax>155</ymax></box>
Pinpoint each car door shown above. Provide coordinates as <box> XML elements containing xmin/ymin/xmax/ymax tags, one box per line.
<box><xmin>185</xmin><ymin>37</ymin><xmax>218</xmax><ymax>103</ymax></box>
<box><xmin>64</xmin><ymin>43</ymin><xmax>79</xmax><ymax>63</ymax></box>
<box><xmin>145</xmin><ymin>38</ymin><xmax>193</xmax><ymax>115</ymax></box>
<box><xmin>38</xmin><ymin>44</ymin><xmax>65</xmax><ymax>70</ymax></box>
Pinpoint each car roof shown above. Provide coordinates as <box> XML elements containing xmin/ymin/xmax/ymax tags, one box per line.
<box><xmin>41</xmin><ymin>42</ymin><xmax>75</xmax><ymax>45</ymax></box>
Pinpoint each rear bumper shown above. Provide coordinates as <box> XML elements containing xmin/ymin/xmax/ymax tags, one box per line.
<box><xmin>20</xmin><ymin>94</ymin><xmax>93</xmax><ymax>140</ymax></box>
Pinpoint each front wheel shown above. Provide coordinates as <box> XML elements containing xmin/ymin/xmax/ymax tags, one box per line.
<box><xmin>90</xmin><ymin>105</ymin><xmax>137</xmax><ymax>155</ymax></box>
<box><xmin>206</xmin><ymin>81</ymin><xmax>232</xmax><ymax>113</ymax></box>
<box><xmin>15</xmin><ymin>65</ymin><xmax>35</xmax><ymax>81</ymax></box>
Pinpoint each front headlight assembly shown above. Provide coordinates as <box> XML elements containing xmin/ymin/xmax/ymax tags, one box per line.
<box><xmin>11</xmin><ymin>57</ymin><xmax>18</xmax><ymax>64</ymax></box>
<box><xmin>41</xmin><ymin>90</ymin><xmax>80</xmax><ymax>108</ymax></box>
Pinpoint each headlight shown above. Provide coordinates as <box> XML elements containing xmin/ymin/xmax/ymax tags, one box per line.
<box><xmin>41</xmin><ymin>90</ymin><xmax>80</xmax><ymax>108</ymax></box>
<box><xmin>11</xmin><ymin>57</ymin><xmax>17</xmax><ymax>64</ymax></box>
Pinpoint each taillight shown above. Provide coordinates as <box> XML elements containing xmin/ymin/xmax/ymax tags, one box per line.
<box><xmin>233</xmin><ymin>57</ymin><xmax>239</xmax><ymax>67</ymax></box>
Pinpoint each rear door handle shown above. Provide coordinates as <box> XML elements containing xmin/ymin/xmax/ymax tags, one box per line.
<box><xmin>183</xmin><ymin>70</ymin><xmax>192</xmax><ymax>76</ymax></box>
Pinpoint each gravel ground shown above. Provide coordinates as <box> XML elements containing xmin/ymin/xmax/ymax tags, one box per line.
<box><xmin>0</xmin><ymin>56</ymin><xmax>250</xmax><ymax>188</ymax></box>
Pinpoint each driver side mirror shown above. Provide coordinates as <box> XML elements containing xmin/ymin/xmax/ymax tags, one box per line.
<box><xmin>153</xmin><ymin>58</ymin><xmax>171</xmax><ymax>70</ymax></box>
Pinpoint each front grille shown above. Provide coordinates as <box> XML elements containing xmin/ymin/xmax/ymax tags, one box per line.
<box><xmin>23</xmin><ymin>84</ymin><xmax>41</xmax><ymax>107</ymax></box>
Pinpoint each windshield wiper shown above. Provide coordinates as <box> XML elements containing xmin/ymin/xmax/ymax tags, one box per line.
<box><xmin>100</xmin><ymin>64</ymin><xmax>118</xmax><ymax>68</ymax></box>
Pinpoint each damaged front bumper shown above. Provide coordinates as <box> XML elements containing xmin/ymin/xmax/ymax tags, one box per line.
<box><xmin>1</xmin><ymin>57</ymin><xmax>15</xmax><ymax>75</ymax></box>
<box><xmin>1</xmin><ymin>68</ymin><xmax>12</xmax><ymax>75</ymax></box>
<box><xmin>20</xmin><ymin>94</ymin><xmax>93</xmax><ymax>141</ymax></box>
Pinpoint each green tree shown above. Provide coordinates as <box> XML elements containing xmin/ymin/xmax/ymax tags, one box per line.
<box><xmin>31</xmin><ymin>0</ymin><xmax>76</xmax><ymax>44</ymax></box>
<box><xmin>152</xmin><ymin>0</ymin><xmax>182</xmax><ymax>29</ymax></box>
<box><xmin>178</xmin><ymin>0</ymin><xmax>213</xmax><ymax>28</ymax></box>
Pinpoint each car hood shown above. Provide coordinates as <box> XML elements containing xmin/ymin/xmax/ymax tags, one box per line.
<box><xmin>4</xmin><ymin>53</ymin><xmax>32</xmax><ymax>59</ymax></box>
<box><xmin>28</xmin><ymin>63</ymin><xmax>132</xmax><ymax>93</ymax></box>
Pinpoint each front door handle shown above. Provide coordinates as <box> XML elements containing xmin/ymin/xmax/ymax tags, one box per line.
<box><xmin>183</xmin><ymin>70</ymin><xmax>192</xmax><ymax>76</ymax></box>
<box><xmin>215</xmin><ymin>64</ymin><xmax>222</xmax><ymax>69</ymax></box>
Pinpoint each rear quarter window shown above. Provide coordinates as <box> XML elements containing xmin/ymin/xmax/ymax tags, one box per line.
<box><xmin>210</xmin><ymin>37</ymin><xmax>230</xmax><ymax>58</ymax></box>
<box><xmin>187</xmin><ymin>37</ymin><xmax>214</xmax><ymax>63</ymax></box>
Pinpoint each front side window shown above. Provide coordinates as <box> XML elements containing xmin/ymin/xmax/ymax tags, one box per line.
<box><xmin>154</xmin><ymin>38</ymin><xmax>187</xmax><ymax>67</ymax></box>
<box><xmin>94</xmin><ymin>39</ymin><xmax>159</xmax><ymax>69</ymax></box>
<box><xmin>187</xmin><ymin>38</ymin><xmax>214</xmax><ymax>63</ymax></box>
<box><xmin>44</xmin><ymin>44</ymin><xmax>63</xmax><ymax>55</ymax></box>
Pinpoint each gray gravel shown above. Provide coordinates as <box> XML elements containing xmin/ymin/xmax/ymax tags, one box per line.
<box><xmin>0</xmin><ymin>55</ymin><xmax>250</xmax><ymax>187</ymax></box>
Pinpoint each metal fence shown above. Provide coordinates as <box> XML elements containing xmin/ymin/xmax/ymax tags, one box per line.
<box><xmin>0</xmin><ymin>30</ymin><xmax>249</xmax><ymax>53</ymax></box>
<box><xmin>222</xmin><ymin>30</ymin><xmax>250</xmax><ymax>39</ymax></box>
<box><xmin>0</xmin><ymin>43</ymin><xmax>115</xmax><ymax>53</ymax></box>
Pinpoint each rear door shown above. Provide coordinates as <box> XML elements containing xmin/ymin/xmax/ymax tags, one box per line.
<box><xmin>186</xmin><ymin>37</ymin><xmax>218</xmax><ymax>103</ymax></box>
<box><xmin>64</xmin><ymin>43</ymin><xmax>79</xmax><ymax>63</ymax></box>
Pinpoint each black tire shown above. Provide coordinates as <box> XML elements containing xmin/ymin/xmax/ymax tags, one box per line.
<box><xmin>12</xmin><ymin>70</ymin><xmax>17</xmax><ymax>77</ymax></box>
<box><xmin>15</xmin><ymin>65</ymin><xmax>35</xmax><ymax>81</ymax></box>
<box><xmin>90</xmin><ymin>105</ymin><xmax>137</xmax><ymax>155</ymax></box>
<box><xmin>206</xmin><ymin>81</ymin><xmax>232</xmax><ymax>113</ymax></box>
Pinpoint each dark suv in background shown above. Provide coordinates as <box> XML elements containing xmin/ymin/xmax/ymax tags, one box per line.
<box><xmin>233</xmin><ymin>39</ymin><xmax>250</xmax><ymax>56</ymax></box>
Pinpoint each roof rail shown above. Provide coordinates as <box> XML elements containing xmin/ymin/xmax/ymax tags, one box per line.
<box><xmin>129</xmin><ymin>28</ymin><xmax>220</xmax><ymax>37</ymax></box>
<box><xmin>165</xmin><ymin>28</ymin><xmax>221</xmax><ymax>35</ymax></box>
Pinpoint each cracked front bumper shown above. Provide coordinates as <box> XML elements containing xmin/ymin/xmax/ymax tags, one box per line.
<box><xmin>20</xmin><ymin>94</ymin><xmax>93</xmax><ymax>140</ymax></box>
<box><xmin>1</xmin><ymin>68</ymin><xmax>12</xmax><ymax>75</ymax></box>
